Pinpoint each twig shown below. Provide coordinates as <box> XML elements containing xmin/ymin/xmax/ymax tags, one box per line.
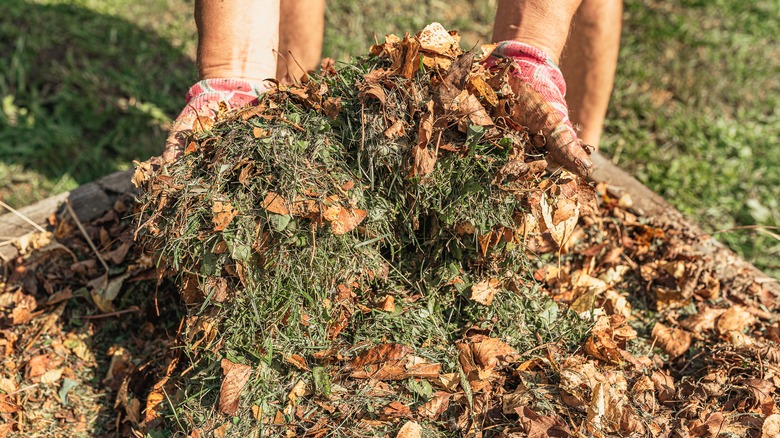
<box><xmin>712</xmin><ymin>224</ymin><xmax>780</xmax><ymax>234</ymax></box>
<box><xmin>278</xmin><ymin>116</ymin><xmax>305</xmax><ymax>131</ymax></box>
<box><xmin>81</xmin><ymin>306</ymin><xmax>140</xmax><ymax>320</ymax></box>
<box><xmin>65</xmin><ymin>200</ymin><xmax>110</xmax><ymax>273</ymax></box>
<box><xmin>0</xmin><ymin>199</ymin><xmax>47</xmax><ymax>233</ymax></box>
<box><xmin>6</xmin><ymin>383</ymin><xmax>39</xmax><ymax>397</ymax></box>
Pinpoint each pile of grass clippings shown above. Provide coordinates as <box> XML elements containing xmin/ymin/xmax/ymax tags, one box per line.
<box><xmin>130</xmin><ymin>23</ymin><xmax>604</xmax><ymax>436</ymax></box>
<box><xmin>131</xmin><ymin>22</ymin><xmax>780</xmax><ymax>438</ymax></box>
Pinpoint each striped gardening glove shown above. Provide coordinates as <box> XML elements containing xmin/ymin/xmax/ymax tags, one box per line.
<box><xmin>163</xmin><ymin>78</ymin><xmax>270</xmax><ymax>162</ymax></box>
<box><xmin>485</xmin><ymin>41</ymin><xmax>592</xmax><ymax>178</ymax></box>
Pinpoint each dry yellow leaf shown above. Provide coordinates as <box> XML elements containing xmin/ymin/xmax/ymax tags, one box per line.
<box><xmin>470</xmin><ymin>278</ymin><xmax>501</xmax><ymax>306</ymax></box>
<box><xmin>396</xmin><ymin>420</ymin><xmax>422</xmax><ymax>438</ymax></box>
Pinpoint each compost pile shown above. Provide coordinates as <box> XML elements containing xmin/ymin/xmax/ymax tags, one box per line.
<box><xmin>3</xmin><ymin>23</ymin><xmax>780</xmax><ymax>438</ymax></box>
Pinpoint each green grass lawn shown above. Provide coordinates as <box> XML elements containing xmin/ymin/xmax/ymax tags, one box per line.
<box><xmin>1</xmin><ymin>0</ymin><xmax>778</xmax><ymax>275</ymax></box>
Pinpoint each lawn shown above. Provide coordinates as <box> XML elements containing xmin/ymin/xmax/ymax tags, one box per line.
<box><xmin>0</xmin><ymin>0</ymin><xmax>777</xmax><ymax>273</ymax></box>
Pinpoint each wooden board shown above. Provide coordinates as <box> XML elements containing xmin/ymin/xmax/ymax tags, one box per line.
<box><xmin>0</xmin><ymin>170</ymin><xmax>135</xmax><ymax>261</ymax></box>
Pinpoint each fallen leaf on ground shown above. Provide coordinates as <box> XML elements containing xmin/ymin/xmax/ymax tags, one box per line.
<box><xmin>396</xmin><ymin>420</ymin><xmax>422</xmax><ymax>438</ymax></box>
<box><xmin>381</xmin><ymin>401</ymin><xmax>412</xmax><ymax>419</ymax></box>
<box><xmin>0</xmin><ymin>395</ymin><xmax>21</xmax><ymax>414</ymax></box>
<box><xmin>40</xmin><ymin>367</ymin><xmax>65</xmax><ymax>384</ymax></box>
<box><xmin>330</xmin><ymin>207</ymin><xmax>367</xmax><ymax>235</ymax></box>
<box><xmin>652</xmin><ymin>323</ymin><xmax>691</xmax><ymax>359</ymax></box>
<box><xmin>418</xmin><ymin>392</ymin><xmax>451</xmax><ymax>420</ymax></box>
<box><xmin>716</xmin><ymin>305</ymin><xmax>756</xmax><ymax>334</ymax></box>
<box><xmin>64</xmin><ymin>332</ymin><xmax>95</xmax><ymax>364</ymax></box>
<box><xmin>218</xmin><ymin>359</ymin><xmax>253</xmax><ymax>415</ymax></box>
<box><xmin>349</xmin><ymin>344</ymin><xmax>411</xmax><ymax>369</ymax></box>
<box><xmin>763</xmin><ymin>413</ymin><xmax>780</xmax><ymax>437</ymax></box>
<box><xmin>680</xmin><ymin>307</ymin><xmax>727</xmax><ymax>334</ymax></box>
<box><xmin>212</xmin><ymin>201</ymin><xmax>237</xmax><ymax>232</ymax></box>
<box><xmin>516</xmin><ymin>406</ymin><xmax>572</xmax><ymax>438</ymax></box>
<box><xmin>470</xmin><ymin>278</ymin><xmax>501</xmax><ymax>306</ymax></box>
<box><xmin>541</xmin><ymin>193</ymin><xmax>579</xmax><ymax>248</ymax></box>
<box><xmin>284</xmin><ymin>354</ymin><xmax>309</xmax><ymax>371</ymax></box>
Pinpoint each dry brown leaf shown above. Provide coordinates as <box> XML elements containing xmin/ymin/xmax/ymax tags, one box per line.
<box><xmin>349</xmin><ymin>344</ymin><xmax>411</xmax><ymax>369</ymax></box>
<box><xmin>679</xmin><ymin>307</ymin><xmax>727</xmax><ymax>333</ymax></box>
<box><xmin>103</xmin><ymin>242</ymin><xmax>131</xmax><ymax>265</ymax></box>
<box><xmin>540</xmin><ymin>193</ymin><xmax>579</xmax><ymax>248</ymax></box>
<box><xmin>467</xmin><ymin>74</ymin><xmax>498</xmax><ymax>107</ymax></box>
<box><xmin>690</xmin><ymin>412</ymin><xmax>727</xmax><ymax>437</ymax></box>
<box><xmin>330</xmin><ymin>208</ymin><xmax>367</xmax><ymax>235</ymax></box>
<box><xmin>396</xmin><ymin>421</ymin><xmax>422</xmax><ymax>438</ymax></box>
<box><xmin>27</xmin><ymin>353</ymin><xmax>62</xmax><ymax>379</ymax></box>
<box><xmin>212</xmin><ymin>201</ymin><xmax>237</xmax><ymax>232</ymax></box>
<box><xmin>251</xmin><ymin>404</ymin><xmax>263</xmax><ymax>420</ymax></box>
<box><xmin>457</xmin><ymin>335</ymin><xmax>517</xmax><ymax>389</ymax></box>
<box><xmin>0</xmin><ymin>378</ymin><xmax>16</xmax><ymax>395</ymax></box>
<box><xmin>144</xmin><ymin>355</ymin><xmax>179</xmax><ymax>424</ymax></box>
<box><xmin>381</xmin><ymin>401</ymin><xmax>413</xmax><ymax>419</ymax></box>
<box><xmin>262</xmin><ymin>192</ymin><xmax>290</xmax><ymax>215</ymax></box>
<box><xmin>378</xmin><ymin>295</ymin><xmax>396</xmax><ymax>312</ymax></box>
<box><xmin>763</xmin><ymin>413</ymin><xmax>780</xmax><ymax>437</ymax></box>
<box><xmin>360</xmin><ymin>83</ymin><xmax>387</xmax><ymax>104</ymax></box>
<box><xmin>448</xmin><ymin>89</ymin><xmax>493</xmax><ymax>129</ymax></box>
<box><xmin>40</xmin><ymin>367</ymin><xmax>64</xmax><ymax>384</ymax></box>
<box><xmin>384</xmin><ymin>119</ymin><xmax>406</xmax><ymax>139</ymax></box>
<box><xmin>10</xmin><ymin>291</ymin><xmax>36</xmax><ymax>325</ymax></box>
<box><xmin>470</xmin><ymin>336</ymin><xmax>517</xmax><ymax>370</ymax></box>
<box><xmin>515</xmin><ymin>406</ymin><xmax>572</xmax><ymax>438</ymax></box>
<box><xmin>410</xmin><ymin>139</ymin><xmax>437</xmax><ymax>179</ymax></box>
<box><xmin>603</xmin><ymin>290</ymin><xmax>632</xmax><ymax>319</ymax></box>
<box><xmin>417</xmin><ymin>22</ymin><xmax>461</xmax><ymax>57</ymax></box>
<box><xmin>284</xmin><ymin>354</ymin><xmax>309</xmax><ymax>371</ymax></box>
<box><xmin>650</xmin><ymin>371</ymin><xmax>676</xmax><ymax>403</ymax></box>
<box><xmin>0</xmin><ymin>395</ymin><xmax>20</xmax><ymax>414</ymax></box>
<box><xmin>716</xmin><ymin>305</ymin><xmax>756</xmax><ymax>334</ymax></box>
<box><xmin>218</xmin><ymin>359</ymin><xmax>253</xmax><ymax>416</ymax></box>
<box><xmin>418</xmin><ymin>392</ymin><xmax>452</xmax><ymax>420</ymax></box>
<box><xmin>651</xmin><ymin>323</ymin><xmax>691</xmax><ymax>359</ymax></box>
<box><xmin>63</xmin><ymin>332</ymin><xmax>96</xmax><ymax>364</ymax></box>
<box><xmin>323</xmin><ymin>97</ymin><xmax>342</xmax><ymax>118</ymax></box>
<box><xmin>404</xmin><ymin>356</ymin><xmax>442</xmax><ymax>379</ymax></box>
<box><xmin>252</xmin><ymin>127</ymin><xmax>270</xmax><ymax>138</ymax></box>
<box><xmin>287</xmin><ymin>379</ymin><xmax>306</xmax><ymax>406</ymax></box>
<box><xmin>584</xmin><ymin>314</ymin><xmax>635</xmax><ymax>363</ymax></box>
<box><xmin>470</xmin><ymin>278</ymin><xmax>501</xmax><ymax>306</ymax></box>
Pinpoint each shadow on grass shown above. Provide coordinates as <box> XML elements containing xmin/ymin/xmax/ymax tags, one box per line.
<box><xmin>0</xmin><ymin>0</ymin><xmax>195</xmax><ymax>200</ymax></box>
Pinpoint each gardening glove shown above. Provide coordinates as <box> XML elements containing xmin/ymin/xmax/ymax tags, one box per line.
<box><xmin>485</xmin><ymin>41</ymin><xmax>592</xmax><ymax>178</ymax></box>
<box><xmin>163</xmin><ymin>78</ymin><xmax>270</xmax><ymax>162</ymax></box>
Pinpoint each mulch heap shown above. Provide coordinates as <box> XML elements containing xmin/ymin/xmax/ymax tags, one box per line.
<box><xmin>2</xmin><ymin>23</ymin><xmax>780</xmax><ymax>437</ymax></box>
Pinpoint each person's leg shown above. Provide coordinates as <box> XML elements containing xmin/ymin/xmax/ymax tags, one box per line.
<box><xmin>195</xmin><ymin>0</ymin><xmax>280</xmax><ymax>80</ymax></box>
<box><xmin>560</xmin><ymin>0</ymin><xmax>622</xmax><ymax>148</ymax></box>
<box><xmin>276</xmin><ymin>0</ymin><xmax>326</xmax><ymax>83</ymax></box>
<box><xmin>492</xmin><ymin>0</ymin><xmax>582</xmax><ymax>63</ymax></box>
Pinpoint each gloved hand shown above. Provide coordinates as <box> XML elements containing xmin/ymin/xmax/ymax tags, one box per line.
<box><xmin>485</xmin><ymin>41</ymin><xmax>592</xmax><ymax>178</ymax></box>
<box><xmin>163</xmin><ymin>78</ymin><xmax>270</xmax><ymax>162</ymax></box>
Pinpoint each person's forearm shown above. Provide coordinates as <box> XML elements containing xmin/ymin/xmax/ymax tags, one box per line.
<box><xmin>195</xmin><ymin>0</ymin><xmax>280</xmax><ymax>80</ymax></box>
<box><xmin>491</xmin><ymin>0</ymin><xmax>582</xmax><ymax>63</ymax></box>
